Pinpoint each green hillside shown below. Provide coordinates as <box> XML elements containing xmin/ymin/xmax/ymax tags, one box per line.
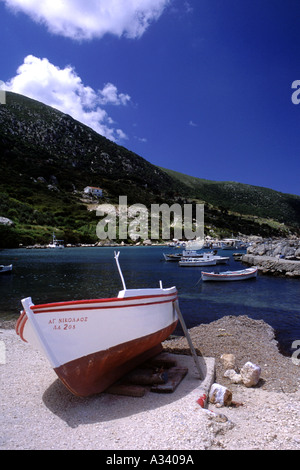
<box><xmin>160</xmin><ymin>168</ymin><xmax>300</xmax><ymax>229</ymax></box>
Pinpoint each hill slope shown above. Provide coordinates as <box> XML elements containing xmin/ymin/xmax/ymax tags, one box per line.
<box><xmin>160</xmin><ymin>168</ymin><xmax>300</xmax><ymax>229</ymax></box>
<box><xmin>0</xmin><ymin>92</ymin><xmax>181</xmax><ymax>203</ymax></box>
<box><xmin>0</xmin><ymin>92</ymin><xmax>299</xmax><ymax>247</ymax></box>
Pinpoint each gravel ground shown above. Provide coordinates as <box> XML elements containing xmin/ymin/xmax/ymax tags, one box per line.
<box><xmin>164</xmin><ymin>315</ymin><xmax>300</xmax><ymax>393</ymax></box>
<box><xmin>164</xmin><ymin>315</ymin><xmax>300</xmax><ymax>450</ymax></box>
<box><xmin>1</xmin><ymin>315</ymin><xmax>300</xmax><ymax>451</ymax></box>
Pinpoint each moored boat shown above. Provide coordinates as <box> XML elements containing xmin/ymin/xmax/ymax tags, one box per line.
<box><xmin>179</xmin><ymin>257</ymin><xmax>217</xmax><ymax>267</ymax></box>
<box><xmin>165</xmin><ymin>250</ymin><xmax>229</xmax><ymax>265</ymax></box>
<box><xmin>179</xmin><ymin>252</ymin><xmax>229</xmax><ymax>266</ymax></box>
<box><xmin>47</xmin><ymin>233</ymin><xmax>64</xmax><ymax>249</ymax></box>
<box><xmin>16</xmin><ymin>253</ymin><xmax>179</xmax><ymax>397</ymax></box>
<box><xmin>0</xmin><ymin>264</ymin><xmax>12</xmax><ymax>274</ymax></box>
<box><xmin>201</xmin><ymin>266</ymin><xmax>258</xmax><ymax>281</ymax></box>
<box><xmin>163</xmin><ymin>252</ymin><xmax>182</xmax><ymax>261</ymax></box>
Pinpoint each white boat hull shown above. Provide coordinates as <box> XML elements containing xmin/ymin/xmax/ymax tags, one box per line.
<box><xmin>0</xmin><ymin>264</ymin><xmax>12</xmax><ymax>273</ymax></box>
<box><xmin>201</xmin><ymin>267</ymin><xmax>258</xmax><ymax>281</ymax></box>
<box><xmin>16</xmin><ymin>287</ymin><xmax>178</xmax><ymax>396</ymax></box>
<box><xmin>164</xmin><ymin>251</ymin><xmax>229</xmax><ymax>265</ymax></box>
<box><xmin>179</xmin><ymin>258</ymin><xmax>217</xmax><ymax>267</ymax></box>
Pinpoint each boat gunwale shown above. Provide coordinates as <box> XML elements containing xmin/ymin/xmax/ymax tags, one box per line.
<box><xmin>30</xmin><ymin>291</ymin><xmax>178</xmax><ymax>312</ymax></box>
<box><xmin>17</xmin><ymin>291</ymin><xmax>178</xmax><ymax>342</ymax></box>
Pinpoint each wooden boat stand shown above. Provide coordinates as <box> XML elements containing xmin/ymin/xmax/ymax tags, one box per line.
<box><xmin>106</xmin><ymin>352</ymin><xmax>189</xmax><ymax>397</ymax></box>
<box><xmin>106</xmin><ymin>302</ymin><xmax>206</xmax><ymax>398</ymax></box>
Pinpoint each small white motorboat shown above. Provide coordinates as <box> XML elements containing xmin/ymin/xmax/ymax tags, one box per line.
<box><xmin>164</xmin><ymin>250</ymin><xmax>229</xmax><ymax>265</ymax></box>
<box><xmin>179</xmin><ymin>257</ymin><xmax>217</xmax><ymax>267</ymax></box>
<box><xmin>201</xmin><ymin>266</ymin><xmax>258</xmax><ymax>281</ymax></box>
<box><xmin>163</xmin><ymin>253</ymin><xmax>182</xmax><ymax>261</ymax></box>
<box><xmin>0</xmin><ymin>264</ymin><xmax>12</xmax><ymax>274</ymax></box>
<box><xmin>47</xmin><ymin>233</ymin><xmax>64</xmax><ymax>249</ymax></box>
<box><xmin>209</xmin><ymin>254</ymin><xmax>230</xmax><ymax>265</ymax></box>
<box><xmin>182</xmin><ymin>251</ymin><xmax>229</xmax><ymax>264</ymax></box>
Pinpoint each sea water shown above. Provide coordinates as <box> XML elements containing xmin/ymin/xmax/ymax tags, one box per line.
<box><xmin>0</xmin><ymin>245</ymin><xmax>299</xmax><ymax>354</ymax></box>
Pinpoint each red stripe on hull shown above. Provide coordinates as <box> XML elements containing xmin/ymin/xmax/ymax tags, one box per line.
<box><xmin>32</xmin><ymin>292</ymin><xmax>177</xmax><ymax>311</ymax></box>
<box><xmin>54</xmin><ymin>320</ymin><xmax>178</xmax><ymax>397</ymax></box>
<box><xmin>15</xmin><ymin>310</ymin><xmax>28</xmax><ymax>342</ymax></box>
<box><xmin>31</xmin><ymin>296</ymin><xmax>177</xmax><ymax>314</ymax></box>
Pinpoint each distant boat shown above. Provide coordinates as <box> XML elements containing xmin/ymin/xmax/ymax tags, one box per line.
<box><xmin>163</xmin><ymin>250</ymin><xmax>207</xmax><ymax>261</ymax></box>
<box><xmin>16</xmin><ymin>252</ymin><xmax>179</xmax><ymax>397</ymax></box>
<box><xmin>179</xmin><ymin>257</ymin><xmax>217</xmax><ymax>267</ymax></box>
<box><xmin>179</xmin><ymin>251</ymin><xmax>229</xmax><ymax>267</ymax></box>
<box><xmin>0</xmin><ymin>264</ymin><xmax>12</xmax><ymax>274</ymax></box>
<box><xmin>221</xmin><ymin>239</ymin><xmax>247</xmax><ymax>250</ymax></box>
<box><xmin>164</xmin><ymin>250</ymin><xmax>229</xmax><ymax>265</ymax></box>
<box><xmin>163</xmin><ymin>253</ymin><xmax>182</xmax><ymax>262</ymax></box>
<box><xmin>182</xmin><ymin>250</ymin><xmax>203</xmax><ymax>257</ymax></box>
<box><xmin>203</xmin><ymin>241</ymin><xmax>224</xmax><ymax>249</ymax></box>
<box><xmin>47</xmin><ymin>233</ymin><xmax>64</xmax><ymax>249</ymax></box>
<box><xmin>201</xmin><ymin>266</ymin><xmax>258</xmax><ymax>281</ymax></box>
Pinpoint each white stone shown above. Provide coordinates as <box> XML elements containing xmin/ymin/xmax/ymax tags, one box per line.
<box><xmin>224</xmin><ymin>369</ymin><xmax>243</xmax><ymax>384</ymax></box>
<box><xmin>240</xmin><ymin>361</ymin><xmax>261</xmax><ymax>387</ymax></box>
<box><xmin>220</xmin><ymin>353</ymin><xmax>236</xmax><ymax>370</ymax></box>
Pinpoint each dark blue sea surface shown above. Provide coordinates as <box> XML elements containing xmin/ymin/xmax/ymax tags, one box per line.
<box><xmin>0</xmin><ymin>246</ymin><xmax>299</xmax><ymax>355</ymax></box>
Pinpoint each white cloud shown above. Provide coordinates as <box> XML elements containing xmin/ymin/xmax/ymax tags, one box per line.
<box><xmin>184</xmin><ymin>1</ymin><xmax>193</xmax><ymax>14</ymax></box>
<box><xmin>135</xmin><ymin>136</ymin><xmax>148</xmax><ymax>143</ymax></box>
<box><xmin>1</xmin><ymin>0</ymin><xmax>171</xmax><ymax>40</ymax></box>
<box><xmin>99</xmin><ymin>83</ymin><xmax>130</xmax><ymax>106</ymax></box>
<box><xmin>189</xmin><ymin>120</ymin><xmax>198</xmax><ymax>127</ymax></box>
<box><xmin>5</xmin><ymin>55</ymin><xmax>130</xmax><ymax>141</ymax></box>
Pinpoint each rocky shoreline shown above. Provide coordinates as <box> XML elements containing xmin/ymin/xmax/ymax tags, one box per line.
<box><xmin>246</xmin><ymin>237</ymin><xmax>300</xmax><ymax>259</ymax></box>
<box><xmin>242</xmin><ymin>254</ymin><xmax>300</xmax><ymax>277</ymax></box>
<box><xmin>163</xmin><ymin>315</ymin><xmax>300</xmax><ymax>393</ymax></box>
<box><xmin>241</xmin><ymin>237</ymin><xmax>300</xmax><ymax>277</ymax></box>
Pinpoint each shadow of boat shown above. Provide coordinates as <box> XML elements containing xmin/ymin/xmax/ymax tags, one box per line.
<box><xmin>42</xmin><ymin>354</ymin><xmax>211</xmax><ymax>429</ymax></box>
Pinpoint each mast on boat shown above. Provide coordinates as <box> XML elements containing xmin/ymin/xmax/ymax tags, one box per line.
<box><xmin>114</xmin><ymin>251</ymin><xmax>127</xmax><ymax>291</ymax></box>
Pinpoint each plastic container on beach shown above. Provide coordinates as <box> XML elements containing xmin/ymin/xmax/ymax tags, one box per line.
<box><xmin>209</xmin><ymin>383</ymin><xmax>232</xmax><ymax>406</ymax></box>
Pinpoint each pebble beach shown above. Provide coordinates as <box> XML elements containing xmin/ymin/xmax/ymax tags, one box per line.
<box><xmin>1</xmin><ymin>315</ymin><xmax>300</xmax><ymax>451</ymax></box>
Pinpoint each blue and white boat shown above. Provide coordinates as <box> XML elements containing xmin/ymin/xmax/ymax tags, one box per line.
<box><xmin>201</xmin><ymin>266</ymin><xmax>258</xmax><ymax>281</ymax></box>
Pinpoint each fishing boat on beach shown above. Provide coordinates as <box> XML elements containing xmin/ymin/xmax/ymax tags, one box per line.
<box><xmin>16</xmin><ymin>252</ymin><xmax>179</xmax><ymax>397</ymax></box>
<box><xmin>201</xmin><ymin>266</ymin><xmax>258</xmax><ymax>281</ymax></box>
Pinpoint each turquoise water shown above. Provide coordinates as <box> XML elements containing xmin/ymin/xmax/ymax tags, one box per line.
<box><xmin>0</xmin><ymin>245</ymin><xmax>299</xmax><ymax>354</ymax></box>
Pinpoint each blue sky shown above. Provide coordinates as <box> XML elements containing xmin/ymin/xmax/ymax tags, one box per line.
<box><xmin>1</xmin><ymin>0</ymin><xmax>300</xmax><ymax>196</ymax></box>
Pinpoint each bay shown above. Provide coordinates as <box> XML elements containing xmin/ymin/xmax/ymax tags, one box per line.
<box><xmin>0</xmin><ymin>245</ymin><xmax>299</xmax><ymax>355</ymax></box>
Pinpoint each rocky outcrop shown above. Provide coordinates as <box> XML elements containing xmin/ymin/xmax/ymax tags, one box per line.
<box><xmin>242</xmin><ymin>238</ymin><xmax>300</xmax><ymax>277</ymax></box>
<box><xmin>247</xmin><ymin>238</ymin><xmax>300</xmax><ymax>259</ymax></box>
<box><xmin>242</xmin><ymin>254</ymin><xmax>300</xmax><ymax>278</ymax></box>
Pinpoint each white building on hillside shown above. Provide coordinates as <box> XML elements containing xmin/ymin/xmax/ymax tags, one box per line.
<box><xmin>84</xmin><ymin>186</ymin><xmax>103</xmax><ymax>197</ymax></box>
